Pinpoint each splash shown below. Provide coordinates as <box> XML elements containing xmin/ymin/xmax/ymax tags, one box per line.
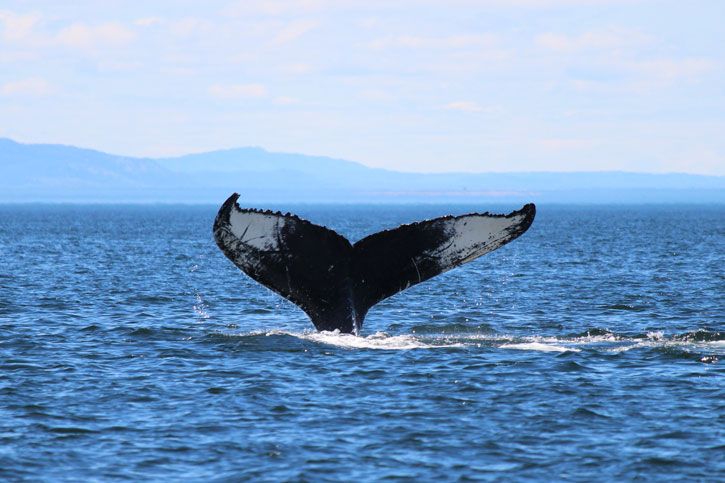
<box><xmin>268</xmin><ymin>329</ymin><xmax>466</xmax><ymax>350</ymax></box>
<box><xmin>193</xmin><ymin>294</ymin><xmax>209</xmax><ymax>320</ymax></box>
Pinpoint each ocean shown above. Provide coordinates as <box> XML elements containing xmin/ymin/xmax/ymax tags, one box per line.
<box><xmin>1</xmin><ymin>203</ymin><xmax>723</xmax><ymax>481</ymax></box>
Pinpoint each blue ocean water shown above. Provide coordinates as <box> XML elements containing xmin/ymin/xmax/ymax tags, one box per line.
<box><xmin>1</xmin><ymin>203</ymin><xmax>724</xmax><ymax>481</ymax></box>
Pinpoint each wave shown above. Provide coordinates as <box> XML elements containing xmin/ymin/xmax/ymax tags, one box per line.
<box><xmin>209</xmin><ymin>328</ymin><xmax>725</xmax><ymax>356</ymax></box>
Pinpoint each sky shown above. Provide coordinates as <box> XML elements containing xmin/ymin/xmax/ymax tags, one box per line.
<box><xmin>0</xmin><ymin>0</ymin><xmax>723</xmax><ymax>174</ymax></box>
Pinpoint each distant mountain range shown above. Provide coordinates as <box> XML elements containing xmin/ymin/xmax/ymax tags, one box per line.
<box><xmin>1</xmin><ymin>138</ymin><xmax>723</xmax><ymax>203</ymax></box>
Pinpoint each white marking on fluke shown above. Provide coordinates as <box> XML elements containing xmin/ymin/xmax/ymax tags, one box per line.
<box><xmin>431</xmin><ymin>213</ymin><xmax>529</xmax><ymax>269</ymax></box>
<box><xmin>228</xmin><ymin>208</ymin><xmax>283</xmax><ymax>251</ymax></box>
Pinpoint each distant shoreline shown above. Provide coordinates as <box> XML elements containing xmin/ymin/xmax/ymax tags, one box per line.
<box><xmin>2</xmin><ymin>138</ymin><xmax>723</xmax><ymax>204</ymax></box>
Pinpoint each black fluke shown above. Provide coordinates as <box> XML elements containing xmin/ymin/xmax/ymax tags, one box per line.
<box><xmin>213</xmin><ymin>193</ymin><xmax>535</xmax><ymax>334</ymax></box>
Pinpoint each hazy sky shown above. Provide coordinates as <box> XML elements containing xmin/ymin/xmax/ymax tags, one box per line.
<box><xmin>1</xmin><ymin>1</ymin><xmax>723</xmax><ymax>174</ymax></box>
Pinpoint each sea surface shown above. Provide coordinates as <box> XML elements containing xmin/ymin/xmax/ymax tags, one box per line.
<box><xmin>1</xmin><ymin>203</ymin><xmax>723</xmax><ymax>481</ymax></box>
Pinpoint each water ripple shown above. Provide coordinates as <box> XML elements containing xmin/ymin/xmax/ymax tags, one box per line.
<box><xmin>1</xmin><ymin>204</ymin><xmax>724</xmax><ymax>481</ymax></box>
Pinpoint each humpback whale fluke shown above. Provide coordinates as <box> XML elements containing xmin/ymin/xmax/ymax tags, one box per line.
<box><xmin>213</xmin><ymin>193</ymin><xmax>535</xmax><ymax>334</ymax></box>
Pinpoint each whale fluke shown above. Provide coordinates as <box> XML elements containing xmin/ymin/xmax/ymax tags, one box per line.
<box><xmin>213</xmin><ymin>193</ymin><xmax>535</xmax><ymax>334</ymax></box>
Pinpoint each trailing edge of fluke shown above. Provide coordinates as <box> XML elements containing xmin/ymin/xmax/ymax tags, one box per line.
<box><xmin>213</xmin><ymin>193</ymin><xmax>535</xmax><ymax>334</ymax></box>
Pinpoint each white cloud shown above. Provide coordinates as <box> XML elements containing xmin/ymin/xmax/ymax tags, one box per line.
<box><xmin>279</xmin><ymin>62</ymin><xmax>313</xmax><ymax>74</ymax></box>
<box><xmin>539</xmin><ymin>138</ymin><xmax>603</xmax><ymax>151</ymax></box>
<box><xmin>135</xmin><ymin>17</ymin><xmax>163</xmax><ymax>27</ymax></box>
<box><xmin>360</xmin><ymin>89</ymin><xmax>396</xmax><ymax>101</ymax></box>
<box><xmin>536</xmin><ymin>27</ymin><xmax>651</xmax><ymax>52</ymax></box>
<box><xmin>160</xmin><ymin>66</ymin><xmax>197</xmax><ymax>76</ymax></box>
<box><xmin>0</xmin><ymin>10</ymin><xmax>41</xmax><ymax>43</ymax></box>
<box><xmin>208</xmin><ymin>83</ymin><xmax>268</xmax><ymax>99</ymax></box>
<box><xmin>359</xmin><ymin>17</ymin><xmax>380</xmax><ymax>29</ymax></box>
<box><xmin>399</xmin><ymin>33</ymin><xmax>498</xmax><ymax>49</ymax></box>
<box><xmin>224</xmin><ymin>0</ymin><xmax>651</xmax><ymax>15</ymax></box>
<box><xmin>627</xmin><ymin>58</ymin><xmax>712</xmax><ymax>81</ymax></box>
<box><xmin>0</xmin><ymin>51</ymin><xmax>39</xmax><ymax>62</ymax></box>
<box><xmin>273</xmin><ymin>19</ymin><xmax>319</xmax><ymax>44</ymax></box>
<box><xmin>275</xmin><ymin>96</ymin><xmax>299</xmax><ymax>105</ymax></box>
<box><xmin>1</xmin><ymin>12</ymin><xmax>137</xmax><ymax>53</ymax></box>
<box><xmin>442</xmin><ymin>102</ymin><xmax>505</xmax><ymax>114</ymax></box>
<box><xmin>366</xmin><ymin>36</ymin><xmax>391</xmax><ymax>50</ymax></box>
<box><xmin>168</xmin><ymin>18</ymin><xmax>212</xmax><ymax>37</ymax></box>
<box><xmin>55</xmin><ymin>22</ymin><xmax>135</xmax><ymax>49</ymax></box>
<box><xmin>97</xmin><ymin>60</ymin><xmax>143</xmax><ymax>72</ymax></box>
<box><xmin>424</xmin><ymin>0</ymin><xmax>658</xmax><ymax>7</ymax></box>
<box><xmin>571</xmin><ymin>57</ymin><xmax>715</xmax><ymax>88</ymax></box>
<box><xmin>0</xmin><ymin>77</ymin><xmax>52</xmax><ymax>97</ymax></box>
<box><xmin>370</xmin><ymin>33</ymin><xmax>498</xmax><ymax>50</ymax></box>
<box><xmin>160</xmin><ymin>54</ymin><xmax>200</xmax><ymax>76</ymax></box>
<box><xmin>224</xmin><ymin>0</ymin><xmax>329</xmax><ymax>16</ymax></box>
<box><xmin>444</xmin><ymin>101</ymin><xmax>483</xmax><ymax>112</ymax></box>
<box><xmin>534</xmin><ymin>27</ymin><xmax>712</xmax><ymax>88</ymax></box>
<box><xmin>571</xmin><ymin>79</ymin><xmax>608</xmax><ymax>90</ymax></box>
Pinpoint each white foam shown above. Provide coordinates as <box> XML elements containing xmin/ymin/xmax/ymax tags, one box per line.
<box><xmin>297</xmin><ymin>331</ymin><xmax>465</xmax><ymax>350</ymax></box>
<box><xmin>233</xmin><ymin>329</ymin><xmax>724</xmax><ymax>355</ymax></box>
<box><xmin>258</xmin><ymin>329</ymin><xmax>464</xmax><ymax>350</ymax></box>
<box><xmin>647</xmin><ymin>331</ymin><xmax>665</xmax><ymax>340</ymax></box>
<box><xmin>602</xmin><ymin>337</ymin><xmax>725</xmax><ymax>354</ymax></box>
<box><xmin>500</xmin><ymin>342</ymin><xmax>581</xmax><ymax>352</ymax></box>
<box><xmin>605</xmin><ymin>344</ymin><xmax>638</xmax><ymax>353</ymax></box>
<box><xmin>468</xmin><ymin>333</ymin><xmax>617</xmax><ymax>347</ymax></box>
<box><xmin>570</xmin><ymin>333</ymin><xmax>620</xmax><ymax>343</ymax></box>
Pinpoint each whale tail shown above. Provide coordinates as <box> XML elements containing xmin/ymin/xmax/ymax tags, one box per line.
<box><xmin>213</xmin><ymin>193</ymin><xmax>535</xmax><ymax>334</ymax></box>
